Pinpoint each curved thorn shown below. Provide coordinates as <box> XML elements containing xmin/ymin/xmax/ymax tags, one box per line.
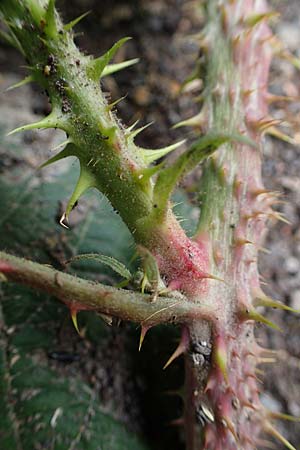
<box><xmin>258</xmin><ymin>357</ymin><xmax>277</xmax><ymax>364</ymax></box>
<box><xmin>270</xmin><ymin>211</ymin><xmax>292</xmax><ymax>225</ymax></box>
<box><xmin>203</xmin><ymin>273</ymin><xmax>225</xmax><ymax>283</ymax></box>
<box><xmin>254</xmin><ymin>293</ymin><xmax>300</xmax><ymax>314</ymax></box>
<box><xmin>163</xmin><ymin>326</ymin><xmax>189</xmax><ymax>369</ymax></box>
<box><xmin>244</xmin><ymin>12</ymin><xmax>280</xmax><ymax>27</ymax></box>
<box><xmin>128</xmin><ymin>121</ymin><xmax>154</xmax><ymax>140</ymax></box>
<box><xmin>70</xmin><ymin>308</ymin><xmax>80</xmax><ymax>335</ymax></box>
<box><xmin>106</xmin><ymin>95</ymin><xmax>127</xmax><ymax>111</ymax></box>
<box><xmin>64</xmin><ymin>164</ymin><xmax>96</xmax><ymax>219</ymax></box>
<box><xmin>86</xmin><ymin>37</ymin><xmax>132</xmax><ymax>80</ymax></box>
<box><xmin>63</xmin><ymin>11</ymin><xmax>91</xmax><ymax>32</ymax></box>
<box><xmin>0</xmin><ymin>28</ymin><xmax>24</xmax><ymax>54</ymax></box>
<box><xmin>5</xmin><ymin>75</ymin><xmax>33</xmax><ymax>92</ymax></box>
<box><xmin>102</xmin><ymin>58</ymin><xmax>139</xmax><ymax>77</ymax></box>
<box><xmin>222</xmin><ymin>416</ymin><xmax>238</xmax><ymax>442</ymax></box>
<box><xmin>241</xmin><ymin>309</ymin><xmax>282</xmax><ymax>331</ymax></box>
<box><xmin>266</xmin><ymin>93</ymin><xmax>296</xmax><ymax>104</ymax></box>
<box><xmin>257</xmin><ymin>246</ymin><xmax>271</xmax><ymax>254</ymax></box>
<box><xmin>213</xmin><ymin>333</ymin><xmax>228</xmax><ymax>382</ymax></box>
<box><xmin>7</xmin><ymin>109</ymin><xmax>67</xmax><ymax>136</ymax></box>
<box><xmin>59</xmin><ymin>212</ymin><xmax>69</xmax><ymax>229</ymax></box>
<box><xmin>141</xmin><ymin>140</ymin><xmax>186</xmax><ymax>165</ymax></box>
<box><xmin>266</xmin><ymin>410</ymin><xmax>300</xmax><ymax>422</ymax></box>
<box><xmin>139</xmin><ymin>325</ymin><xmax>150</xmax><ymax>352</ymax></box>
<box><xmin>266</xmin><ymin>126</ymin><xmax>299</xmax><ymax>146</ymax></box>
<box><xmin>39</xmin><ymin>144</ymin><xmax>74</xmax><ymax>169</ymax></box>
<box><xmin>172</xmin><ymin>111</ymin><xmax>206</xmax><ymax>129</ymax></box>
<box><xmin>51</xmin><ymin>139</ymin><xmax>72</xmax><ymax>152</ymax></box>
<box><xmin>264</xmin><ymin>423</ymin><xmax>297</xmax><ymax>450</ymax></box>
<box><xmin>126</xmin><ymin>119</ymin><xmax>140</xmax><ymax>134</ymax></box>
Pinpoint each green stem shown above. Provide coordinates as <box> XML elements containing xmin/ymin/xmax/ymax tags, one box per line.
<box><xmin>0</xmin><ymin>251</ymin><xmax>213</xmax><ymax>327</ymax></box>
<box><xmin>0</xmin><ymin>0</ymin><xmax>156</xmax><ymax>240</ymax></box>
<box><xmin>0</xmin><ymin>0</ymin><xmax>216</xmax><ymax>299</ymax></box>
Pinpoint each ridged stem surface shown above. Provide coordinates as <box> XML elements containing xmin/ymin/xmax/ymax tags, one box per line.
<box><xmin>0</xmin><ymin>1</ymin><xmax>291</xmax><ymax>450</ymax></box>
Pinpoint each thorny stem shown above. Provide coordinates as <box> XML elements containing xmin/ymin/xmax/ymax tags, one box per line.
<box><xmin>0</xmin><ymin>1</ymin><xmax>296</xmax><ymax>449</ymax></box>
<box><xmin>0</xmin><ymin>0</ymin><xmax>212</xmax><ymax>297</ymax></box>
<box><xmin>182</xmin><ymin>1</ymin><xmax>279</xmax><ymax>449</ymax></box>
<box><xmin>0</xmin><ymin>251</ymin><xmax>213</xmax><ymax>327</ymax></box>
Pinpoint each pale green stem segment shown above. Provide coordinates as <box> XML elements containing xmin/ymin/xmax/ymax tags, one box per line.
<box><xmin>0</xmin><ymin>0</ymin><xmax>153</xmax><ymax>241</ymax></box>
<box><xmin>0</xmin><ymin>251</ymin><xmax>213</xmax><ymax>326</ymax></box>
<box><xmin>0</xmin><ymin>0</ymin><xmax>233</xmax><ymax>248</ymax></box>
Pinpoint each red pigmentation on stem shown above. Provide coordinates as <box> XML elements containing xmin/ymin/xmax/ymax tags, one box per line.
<box><xmin>0</xmin><ymin>261</ymin><xmax>14</xmax><ymax>273</ymax></box>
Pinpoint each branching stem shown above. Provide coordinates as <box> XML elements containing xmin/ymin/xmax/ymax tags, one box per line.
<box><xmin>0</xmin><ymin>251</ymin><xmax>212</xmax><ymax>327</ymax></box>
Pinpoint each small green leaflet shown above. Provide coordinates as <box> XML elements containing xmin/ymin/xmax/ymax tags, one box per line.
<box><xmin>137</xmin><ymin>246</ymin><xmax>162</xmax><ymax>300</ymax></box>
<box><xmin>67</xmin><ymin>253</ymin><xmax>132</xmax><ymax>280</ymax></box>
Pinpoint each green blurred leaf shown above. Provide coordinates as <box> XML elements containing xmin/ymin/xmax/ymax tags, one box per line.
<box><xmin>0</xmin><ymin>319</ymin><xmax>150</xmax><ymax>450</ymax></box>
<box><xmin>0</xmin><ymin>122</ymin><xmax>148</xmax><ymax>450</ymax></box>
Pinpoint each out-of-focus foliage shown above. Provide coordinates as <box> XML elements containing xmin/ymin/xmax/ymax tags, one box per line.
<box><xmin>0</xmin><ymin>121</ymin><xmax>150</xmax><ymax>450</ymax></box>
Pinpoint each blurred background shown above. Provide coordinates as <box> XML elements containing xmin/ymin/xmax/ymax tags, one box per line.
<box><xmin>0</xmin><ymin>1</ymin><xmax>300</xmax><ymax>449</ymax></box>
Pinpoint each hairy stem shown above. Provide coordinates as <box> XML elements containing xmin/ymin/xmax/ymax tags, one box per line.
<box><xmin>181</xmin><ymin>1</ymin><xmax>280</xmax><ymax>449</ymax></box>
<box><xmin>0</xmin><ymin>1</ymin><xmax>295</xmax><ymax>449</ymax></box>
<box><xmin>0</xmin><ymin>251</ymin><xmax>213</xmax><ymax>327</ymax></box>
<box><xmin>0</xmin><ymin>0</ymin><xmax>193</xmax><ymax>248</ymax></box>
<box><xmin>0</xmin><ymin>0</ymin><xmax>213</xmax><ymax>295</ymax></box>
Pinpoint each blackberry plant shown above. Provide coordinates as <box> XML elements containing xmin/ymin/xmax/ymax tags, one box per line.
<box><xmin>0</xmin><ymin>1</ymin><xmax>299</xmax><ymax>449</ymax></box>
